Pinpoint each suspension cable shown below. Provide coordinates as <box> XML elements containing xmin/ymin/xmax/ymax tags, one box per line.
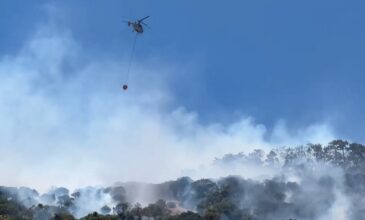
<box><xmin>125</xmin><ymin>33</ymin><xmax>138</xmax><ymax>85</ymax></box>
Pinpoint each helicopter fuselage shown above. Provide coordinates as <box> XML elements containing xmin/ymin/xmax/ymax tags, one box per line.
<box><xmin>129</xmin><ymin>22</ymin><xmax>144</xmax><ymax>33</ymax></box>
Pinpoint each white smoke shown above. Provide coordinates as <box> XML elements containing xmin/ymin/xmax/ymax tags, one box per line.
<box><xmin>0</xmin><ymin>18</ymin><xmax>335</xmax><ymax>193</ymax></box>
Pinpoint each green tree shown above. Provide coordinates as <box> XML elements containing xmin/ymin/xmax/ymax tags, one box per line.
<box><xmin>265</xmin><ymin>150</ymin><xmax>279</xmax><ymax>166</ymax></box>
<box><xmin>308</xmin><ymin>144</ymin><xmax>324</xmax><ymax>161</ymax></box>
<box><xmin>328</xmin><ymin>140</ymin><xmax>349</xmax><ymax>166</ymax></box>
<box><xmin>52</xmin><ymin>213</ymin><xmax>75</xmax><ymax>220</ymax></box>
<box><xmin>167</xmin><ymin>211</ymin><xmax>202</xmax><ymax>220</ymax></box>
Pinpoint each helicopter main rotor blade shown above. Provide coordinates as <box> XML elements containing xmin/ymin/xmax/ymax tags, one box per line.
<box><xmin>141</xmin><ymin>21</ymin><xmax>151</xmax><ymax>30</ymax></box>
<box><xmin>138</xmin><ymin>16</ymin><xmax>150</xmax><ymax>22</ymax></box>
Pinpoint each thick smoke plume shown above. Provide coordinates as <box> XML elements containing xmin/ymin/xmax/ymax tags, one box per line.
<box><xmin>0</xmin><ymin>17</ymin><xmax>335</xmax><ymax>192</ymax></box>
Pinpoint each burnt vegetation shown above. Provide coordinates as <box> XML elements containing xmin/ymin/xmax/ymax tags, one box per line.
<box><xmin>1</xmin><ymin>140</ymin><xmax>365</xmax><ymax>220</ymax></box>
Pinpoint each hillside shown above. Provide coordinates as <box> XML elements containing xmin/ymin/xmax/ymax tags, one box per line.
<box><xmin>1</xmin><ymin>140</ymin><xmax>364</xmax><ymax>220</ymax></box>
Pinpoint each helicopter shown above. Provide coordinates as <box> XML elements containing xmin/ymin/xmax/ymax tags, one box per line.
<box><xmin>121</xmin><ymin>16</ymin><xmax>150</xmax><ymax>91</ymax></box>
<box><xmin>125</xmin><ymin>16</ymin><xmax>150</xmax><ymax>34</ymax></box>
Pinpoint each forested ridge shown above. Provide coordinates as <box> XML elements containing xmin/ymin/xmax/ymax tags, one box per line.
<box><xmin>1</xmin><ymin>139</ymin><xmax>365</xmax><ymax>220</ymax></box>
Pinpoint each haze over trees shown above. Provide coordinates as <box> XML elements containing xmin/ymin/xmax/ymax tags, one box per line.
<box><xmin>1</xmin><ymin>139</ymin><xmax>365</xmax><ymax>220</ymax></box>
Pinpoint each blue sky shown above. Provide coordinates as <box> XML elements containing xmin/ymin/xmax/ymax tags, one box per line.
<box><xmin>0</xmin><ymin>0</ymin><xmax>364</xmax><ymax>141</ymax></box>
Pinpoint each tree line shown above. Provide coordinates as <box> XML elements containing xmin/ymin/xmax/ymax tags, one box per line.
<box><xmin>1</xmin><ymin>139</ymin><xmax>364</xmax><ymax>220</ymax></box>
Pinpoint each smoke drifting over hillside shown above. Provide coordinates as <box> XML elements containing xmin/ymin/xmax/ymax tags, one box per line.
<box><xmin>0</xmin><ymin>14</ymin><xmax>336</xmax><ymax>192</ymax></box>
<box><xmin>2</xmin><ymin>141</ymin><xmax>365</xmax><ymax>219</ymax></box>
